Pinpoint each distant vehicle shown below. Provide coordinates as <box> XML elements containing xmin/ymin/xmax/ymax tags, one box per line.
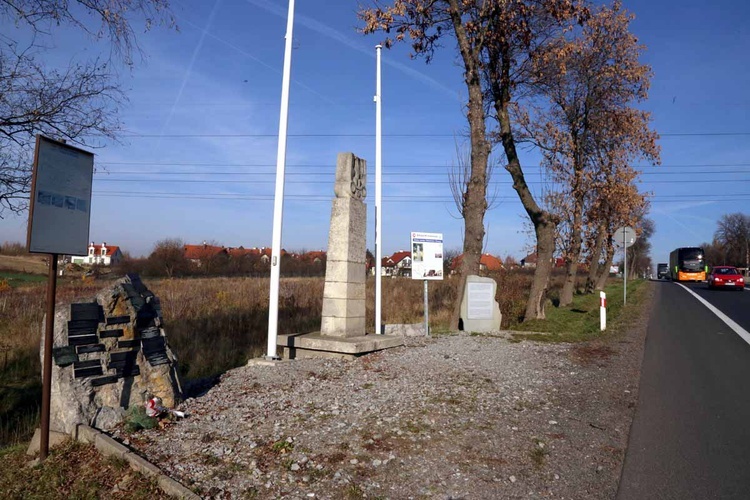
<box><xmin>669</xmin><ymin>247</ymin><xmax>707</xmax><ymax>282</ymax></box>
<box><xmin>657</xmin><ymin>263</ymin><xmax>669</xmax><ymax>280</ymax></box>
<box><xmin>707</xmin><ymin>266</ymin><xmax>745</xmax><ymax>290</ymax></box>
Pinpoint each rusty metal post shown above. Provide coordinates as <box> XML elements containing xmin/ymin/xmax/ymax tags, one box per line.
<box><xmin>40</xmin><ymin>253</ymin><xmax>58</xmax><ymax>461</ymax></box>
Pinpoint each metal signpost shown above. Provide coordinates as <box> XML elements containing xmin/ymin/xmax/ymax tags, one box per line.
<box><xmin>410</xmin><ymin>232</ymin><xmax>444</xmax><ymax>336</ymax></box>
<box><xmin>374</xmin><ymin>44</ymin><xmax>383</xmax><ymax>335</ymax></box>
<box><xmin>26</xmin><ymin>135</ymin><xmax>94</xmax><ymax>461</ymax></box>
<box><xmin>614</xmin><ymin>226</ymin><xmax>637</xmax><ymax>304</ymax></box>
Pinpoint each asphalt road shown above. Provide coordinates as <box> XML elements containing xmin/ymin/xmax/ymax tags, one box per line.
<box><xmin>618</xmin><ymin>281</ymin><xmax>750</xmax><ymax>500</ymax></box>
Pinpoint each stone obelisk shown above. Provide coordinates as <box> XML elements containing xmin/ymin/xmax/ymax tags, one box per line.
<box><xmin>320</xmin><ymin>153</ymin><xmax>367</xmax><ymax>337</ymax></box>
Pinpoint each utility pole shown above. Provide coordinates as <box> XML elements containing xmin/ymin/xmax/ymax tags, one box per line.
<box><xmin>266</xmin><ymin>0</ymin><xmax>295</xmax><ymax>360</ymax></box>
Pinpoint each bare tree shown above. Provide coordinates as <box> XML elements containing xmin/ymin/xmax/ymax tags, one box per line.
<box><xmin>148</xmin><ymin>238</ymin><xmax>188</xmax><ymax>278</ymax></box>
<box><xmin>714</xmin><ymin>213</ymin><xmax>750</xmax><ymax>269</ymax></box>
<box><xmin>0</xmin><ymin>0</ymin><xmax>175</xmax><ymax>215</ymax></box>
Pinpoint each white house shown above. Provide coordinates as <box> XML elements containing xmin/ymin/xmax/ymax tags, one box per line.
<box><xmin>71</xmin><ymin>242</ymin><xmax>123</xmax><ymax>266</ymax></box>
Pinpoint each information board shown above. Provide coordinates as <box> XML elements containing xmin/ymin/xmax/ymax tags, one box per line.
<box><xmin>27</xmin><ymin>136</ymin><xmax>94</xmax><ymax>255</ymax></box>
<box><xmin>467</xmin><ymin>282</ymin><xmax>494</xmax><ymax>320</ymax></box>
<box><xmin>411</xmin><ymin>232</ymin><xmax>444</xmax><ymax>280</ymax></box>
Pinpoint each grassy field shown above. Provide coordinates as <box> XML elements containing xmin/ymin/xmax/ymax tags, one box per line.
<box><xmin>0</xmin><ymin>255</ymin><xmax>48</xmax><ymax>275</ymax></box>
<box><xmin>0</xmin><ymin>270</ymin><xmax>645</xmax><ymax>448</ymax></box>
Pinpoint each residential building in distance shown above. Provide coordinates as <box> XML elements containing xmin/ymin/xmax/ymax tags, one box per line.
<box><xmin>450</xmin><ymin>253</ymin><xmax>504</xmax><ymax>274</ymax></box>
<box><xmin>70</xmin><ymin>242</ymin><xmax>123</xmax><ymax>266</ymax></box>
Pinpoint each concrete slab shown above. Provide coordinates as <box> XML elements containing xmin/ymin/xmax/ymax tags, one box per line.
<box><xmin>278</xmin><ymin>332</ymin><xmax>403</xmax><ymax>359</ymax></box>
<box><xmin>94</xmin><ymin>432</ymin><xmax>129</xmax><ymax>459</ymax></box>
<box><xmin>27</xmin><ymin>428</ymin><xmax>70</xmax><ymax>455</ymax></box>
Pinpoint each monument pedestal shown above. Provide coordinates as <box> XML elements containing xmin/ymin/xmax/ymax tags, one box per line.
<box><xmin>277</xmin><ymin>332</ymin><xmax>403</xmax><ymax>360</ymax></box>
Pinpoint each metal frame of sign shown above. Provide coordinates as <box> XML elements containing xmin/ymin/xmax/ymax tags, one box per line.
<box><xmin>26</xmin><ymin>135</ymin><xmax>94</xmax><ymax>256</ymax></box>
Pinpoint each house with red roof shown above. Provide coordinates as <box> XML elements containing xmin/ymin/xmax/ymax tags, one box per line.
<box><xmin>71</xmin><ymin>242</ymin><xmax>124</xmax><ymax>266</ymax></box>
<box><xmin>381</xmin><ymin>250</ymin><xmax>412</xmax><ymax>277</ymax></box>
<box><xmin>183</xmin><ymin>243</ymin><xmax>228</xmax><ymax>264</ymax></box>
<box><xmin>450</xmin><ymin>253</ymin><xmax>503</xmax><ymax>274</ymax></box>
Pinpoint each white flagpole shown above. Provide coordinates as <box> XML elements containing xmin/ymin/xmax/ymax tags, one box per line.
<box><xmin>375</xmin><ymin>44</ymin><xmax>383</xmax><ymax>334</ymax></box>
<box><xmin>266</xmin><ymin>0</ymin><xmax>296</xmax><ymax>359</ymax></box>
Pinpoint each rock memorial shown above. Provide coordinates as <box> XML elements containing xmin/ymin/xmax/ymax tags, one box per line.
<box><xmin>459</xmin><ymin>275</ymin><xmax>502</xmax><ymax>332</ymax></box>
<box><xmin>41</xmin><ymin>274</ymin><xmax>182</xmax><ymax>433</ymax></box>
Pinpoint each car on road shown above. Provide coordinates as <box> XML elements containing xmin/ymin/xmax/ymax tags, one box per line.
<box><xmin>657</xmin><ymin>263</ymin><xmax>669</xmax><ymax>280</ymax></box>
<box><xmin>707</xmin><ymin>266</ymin><xmax>745</xmax><ymax>290</ymax></box>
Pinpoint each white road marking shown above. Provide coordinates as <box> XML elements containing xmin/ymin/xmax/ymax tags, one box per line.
<box><xmin>676</xmin><ymin>283</ymin><xmax>750</xmax><ymax>346</ymax></box>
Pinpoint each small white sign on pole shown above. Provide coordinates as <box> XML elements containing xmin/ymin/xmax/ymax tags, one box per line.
<box><xmin>410</xmin><ymin>232</ymin><xmax>444</xmax><ymax>280</ymax></box>
<box><xmin>26</xmin><ymin>136</ymin><xmax>94</xmax><ymax>256</ymax></box>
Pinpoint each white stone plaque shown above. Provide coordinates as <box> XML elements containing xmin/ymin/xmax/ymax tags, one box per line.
<box><xmin>467</xmin><ymin>282</ymin><xmax>494</xmax><ymax>320</ymax></box>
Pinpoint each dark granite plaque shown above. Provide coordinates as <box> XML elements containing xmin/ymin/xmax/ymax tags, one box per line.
<box><xmin>110</xmin><ymin>350</ymin><xmax>138</xmax><ymax>362</ymax></box>
<box><xmin>117</xmin><ymin>339</ymin><xmax>140</xmax><ymax>349</ymax></box>
<box><xmin>77</xmin><ymin>344</ymin><xmax>105</xmax><ymax>354</ymax></box>
<box><xmin>116</xmin><ymin>366</ymin><xmax>141</xmax><ymax>377</ymax></box>
<box><xmin>140</xmin><ymin>326</ymin><xmax>160</xmax><ymax>339</ymax></box>
<box><xmin>100</xmin><ymin>329</ymin><xmax>124</xmax><ymax>339</ymax></box>
<box><xmin>70</xmin><ymin>303</ymin><xmax>103</xmax><ymax>322</ymax></box>
<box><xmin>73</xmin><ymin>360</ymin><xmax>103</xmax><ymax>378</ymax></box>
<box><xmin>91</xmin><ymin>375</ymin><xmax>119</xmax><ymax>387</ymax></box>
<box><xmin>74</xmin><ymin>366</ymin><xmax>104</xmax><ymax>378</ymax></box>
<box><xmin>68</xmin><ymin>334</ymin><xmax>98</xmax><ymax>346</ymax></box>
<box><xmin>67</xmin><ymin>319</ymin><xmax>98</xmax><ymax>336</ymax></box>
<box><xmin>52</xmin><ymin>346</ymin><xmax>78</xmax><ymax>366</ymax></box>
<box><xmin>148</xmin><ymin>355</ymin><xmax>170</xmax><ymax>366</ymax></box>
<box><xmin>74</xmin><ymin>359</ymin><xmax>102</xmax><ymax>369</ymax></box>
<box><xmin>106</xmin><ymin>316</ymin><xmax>131</xmax><ymax>326</ymax></box>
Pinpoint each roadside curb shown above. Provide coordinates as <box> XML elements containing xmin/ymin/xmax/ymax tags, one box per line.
<box><xmin>72</xmin><ymin>424</ymin><xmax>200</xmax><ymax>499</ymax></box>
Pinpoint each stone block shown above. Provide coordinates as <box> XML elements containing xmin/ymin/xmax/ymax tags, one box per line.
<box><xmin>321</xmin><ymin>298</ymin><xmax>366</xmax><ymax>319</ymax></box>
<box><xmin>278</xmin><ymin>332</ymin><xmax>403</xmax><ymax>356</ymax></box>
<box><xmin>124</xmin><ymin>452</ymin><xmax>162</xmax><ymax>477</ymax></box>
<box><xmin>72</xmin><ymin>423</ymin><xmax>100</xmax><ymax>444</ymax></box>
<box><xmin>326</xmin><ymin>199</ymin><xmax>366</xmax><ymax>263</ymax></box>
<box><xmin>384</xmin><ymin>323</ymin><xmax>428</xmax><ymax>337</ymax></box>
<box><xmin>326</xmin><ymin>260</ymin><xmax>367</xmax><ymax>283</ymax></box>
<box><xmin>94</xmin><ymin>432</ymin><xmax>129</xmax><ymax>459</ymax></box>
<box><xmin>459</xmin><ymin>275</ymin><xmax>502</xmax><ymax>333</ymax></box>
<box><xmin>323</xmin><ymin>281</ymin><xmax>366</xmax><ymax>300</ymax></box>
<box><xmin>320</xmin><ymin>316</ymin><xmax>366</xmax><ymax>337</ymax></box>
<box><xmin>157</xmin><ymin>474</ymin><xmax>201</xmax><ymax>499</ymax></box>
<box><xmin>324</xmin><ymin>261</ymin><xmax>366</xmax><ymax>283</ymax></box>
<box><xmin>27</xmin><ymin>428</ymin><xmax>70</xmax><ymax>455</ymax></box>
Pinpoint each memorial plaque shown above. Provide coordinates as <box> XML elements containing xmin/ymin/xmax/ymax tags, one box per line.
<box><xmin>110</xmin><ymin>351</ymin><xmax>138</xmax><ymax>363</ymax></box>
<box><xmin>140</xmin><ymin>326</ymin><xmax>160</xmax><ymax>339</ymax></box>
<box><xmin>68</xmin><ymin>334</ymin><xmax>98</xmax><ymax>346</ymax></box>
<box><xmin>117</xmin><ymin>366</ymin><xmax>141</xmax><ymax>377</ymax></box>
<box><xmin>90</xmin><ymin>375</ymin><xmax>119</xmax><ymax>387</ymax></box>
<box><xmin>117</xmin><ymin>339</ymin><xmax>140</xmax><ymax>349</ymax></box>
<box><xmin>53</xmin><ymin>346</ymin><xmax>78</xmax><ymax>366</ymax></box>
<box><xmin>106</xmin><ymin>316</ymin><xmax>130</xmax><ymax>326</ymax></box>
<box><xmin>73</xmin><ymin>359</ymin><xmax>103</xmax><ymax>378</ymax></box>
<box><xmin>467</xmin><ymin>282</ymin><xmax>494</xmax><ymax>320</ymax></box>
<box><xmin>77</xmin><ymin>344</ymin><xmax>105</xmax><ymax>354</ymax></box>
<box><xmin>71</xmin><ymin>303</ymin><xmax>103</xmax><ymax>322</ymax></box>
<box><xmin>67</xmin><ymin>319</ymin><xmax>98</xmax><ymax>335</ymax></box>
<box><xmin>100</xmin><ymin>329</ymin><xmax>124</xmax><ymax>339</ymax></box>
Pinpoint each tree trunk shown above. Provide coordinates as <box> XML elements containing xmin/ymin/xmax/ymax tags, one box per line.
<box><xmin>527</xmin><ymin>221</ymin><xmax>556</xmax><ymax>319</ymax></box>
<box><xmin>595</xmin><ymin>238</ymin><xmax>615</xmax><ymax>291</ymax></box>
<box><xmin>448</xmin><ymin>1</ymin><xmax>490</xmax><ymax>331</ymax></box>
<box><xmin>559</xmin><ymin>198</ymin><xmax>584</xmax><ymax>306</ymax></box>
<box><xmin>585</xmin><ymin>223</ymin><xmax>606</xmax><ymax>293</ymax></box>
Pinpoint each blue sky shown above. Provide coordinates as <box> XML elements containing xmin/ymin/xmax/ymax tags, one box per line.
<box><xmin>1</xmin><ymin>0</ymin><xmax>749</xmax><ymax>263</ymax></box>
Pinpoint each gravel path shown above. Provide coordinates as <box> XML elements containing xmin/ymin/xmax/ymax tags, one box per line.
<box><xmin>121</xmin><ymin>288</ymin><xmax>651</xmax><ymax>499</ymax></box>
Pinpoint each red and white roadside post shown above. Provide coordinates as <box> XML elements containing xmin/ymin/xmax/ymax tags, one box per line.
<box><xmin>600</xmin><ymin>291</ymin><xmax>607</xmax><ymax>331</ymax></box>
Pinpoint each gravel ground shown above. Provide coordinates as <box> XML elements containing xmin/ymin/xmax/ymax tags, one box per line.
<box><xmin>121</xmin><ymin>288</ymin><xmax>651</xmax><ymax>499</ymax></box>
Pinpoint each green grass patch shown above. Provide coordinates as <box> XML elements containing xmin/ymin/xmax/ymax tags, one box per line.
<box><xmin>509</xmin><ymin>279</ymin><xmax>649</xmax><ymax>342</ymax></box>
<box><xmin>0</xmin><ymin>273</ymin><xmax>47</xmax><ymax>287</ymax></box>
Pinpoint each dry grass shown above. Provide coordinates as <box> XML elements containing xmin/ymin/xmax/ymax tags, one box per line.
<box><xmin>0</xmin><ymin>270</ymin><xmax>541</xmax><ymax>447</ymax></box>
<box><xmin>0</xmin><ymin>255</ymin><xmax>48</xmax><ymax>274</ymax></box>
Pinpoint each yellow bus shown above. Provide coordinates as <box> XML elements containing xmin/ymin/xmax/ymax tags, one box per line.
<box><xmin>669</xmin><ymin>247</ymin><xmax>707</xmax><ymax>282</ymax></box>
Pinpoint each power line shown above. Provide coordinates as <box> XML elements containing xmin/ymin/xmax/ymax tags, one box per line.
<box><xmin>114</xmin><ymin>132</ymin><xmax>750</xmax><ymax>138</ymax></box>
<box><xmin>91</xmin><ymin>177</ymin><xmax>749</xmax><ymax>185</ymax></box>
<box><xmin>94</xmin><ymin>170</ymin><xmax>750</xmax><ymax>177</ymax></box>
